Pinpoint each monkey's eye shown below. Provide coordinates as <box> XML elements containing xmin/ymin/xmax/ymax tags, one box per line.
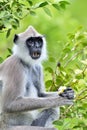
<box><xmin>37</xmin><ymin>37</ymin><xmax>43</xmax><ymax>43</ymax></box>
<box><xmin>37</xmin><ymin>37</ymin><xmax>43</xmax><ymax>46</ymax></box>
<box><xmin>26</xmin><ymin>38</ymin><xmax>34</xmax><ymax>47</ymax></box>
<box><xmin>29</xmin><ymin>40</ymin><xmax>34</xmax><ymax>46</ymax></box>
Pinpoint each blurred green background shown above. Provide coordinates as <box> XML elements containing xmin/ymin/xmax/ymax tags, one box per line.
<box><xmin>0</xmin><ymin>0</ymin><xmax>87</xmax><ymax>66</ymax></box>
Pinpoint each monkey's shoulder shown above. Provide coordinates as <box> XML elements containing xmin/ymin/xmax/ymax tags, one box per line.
<box><xmin>0</xmin><ymin>55</ymin><xmax>24</xmax><ymax>74</ymax></box>
<box><xmin>1</xmin><ymin>55</ymin><xmax>20</xmax><ymax>65</ymax></box>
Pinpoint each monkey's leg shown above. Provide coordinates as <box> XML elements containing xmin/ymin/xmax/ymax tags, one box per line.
<box><xmin>31</xmin><ymin>108</ymin><xmax>59</xmax><ymax>128</ymax></box>
<box><xmin>1</xmin><ymin>126</ymin><xmax>57</xmax><ymax>130</ymax></box>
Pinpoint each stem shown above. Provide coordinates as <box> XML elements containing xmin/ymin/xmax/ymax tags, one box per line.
<box><xmin>0</xmin><ymin>3</ymin><xmax>9</xmax><ymax>11</ymax></box>
<box><xmin>82</xmin><ymin>65</ymin><xmax>87</xmax><ymax>78</ymax></box>
<box><xmin>75</xmin><ymin>88</ymin><xmax>87</xmax><ymax>100</ymax></box>
<box><xmin>79</xmin><ymin>95</ymin><xmax>87</xmax><ymax>100</ymax></box>
<box><xmin>64</xmin><ymin>46</ymin><xmax>87</xmax><ymax>68</ymax></box>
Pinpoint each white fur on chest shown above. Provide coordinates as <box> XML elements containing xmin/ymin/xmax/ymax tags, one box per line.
<box><xmin>24</xmin><ymin>66</ymin><xmax>38</xmax><ymax>98</ymax></box>
<box><xmin>28</xmin><ymin>84</ymin><xmax>38</xmax><ymax>97</ymax></box>
<box><xmin>23</xmin><ymin>67</ymin><xmax>39</xmax><ymax>119</ymax></box>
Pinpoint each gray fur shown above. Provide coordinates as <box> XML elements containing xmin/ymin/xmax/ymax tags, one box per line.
<box><xmin>31</xmin><ymin>108</ymin><xmax>58</xmax><ymax>127</ymax></box>
<box><xmin>5</xmin><ymin>126</ymin><xmax>57</xmax><ymax>130</ymax></box>
<box><xmin>0</xmin><ymin>80</ymin><xmax>2</xmax><ymax>91</ymax></box>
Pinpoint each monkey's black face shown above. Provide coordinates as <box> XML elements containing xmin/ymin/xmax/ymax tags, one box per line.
<box><xmin>26</xmin><ymin>37</ymin><xmax>43</xmax><ymax>60</ymax></box>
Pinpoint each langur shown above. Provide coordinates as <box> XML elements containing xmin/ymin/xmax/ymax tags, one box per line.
<box><xmin>0</xmin><ymin>26</ymin><xmax>74</xmax><ymax>130</ymax></box>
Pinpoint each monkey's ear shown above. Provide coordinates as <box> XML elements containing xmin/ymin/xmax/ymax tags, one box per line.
<box><xmin>42</xmin><ymin>34</ymin><xmax>46</xmax><ymax>38</ymax></box>
<box><xmin>13</xmin><ymin>34</ymin><xmax>19</xmax><ymax>43</ymax></box>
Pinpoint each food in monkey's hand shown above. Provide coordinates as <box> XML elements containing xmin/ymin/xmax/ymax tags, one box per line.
<box><xmin>58</xmin><ymin>86</ymin><xmax>74</xmax><ymax>100</ymax></box>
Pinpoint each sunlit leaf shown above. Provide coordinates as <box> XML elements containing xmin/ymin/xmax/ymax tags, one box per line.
<box><xmin>59</xmin><ymin>1</ymin><xmax>70</xmax><ymax>6</ymax></box>
<box><xmin>6</xmin><ymin>28</ymin><xmax>11</xmax><ymax>38</ymax></box>
<box><xmin>0</xmin><ymin>57</ymin><xmax>3</xmax><ymax>63</ymax></box>
<box><xmin>63</xmin><ymin>48</ymin><xmax>71</xmax><ymax>53</ymax></box>
<box><xmin>53</xmin><ymin>120</ymin><xmax>63</xmax><ymax>126</ymax></box>
<box><xmin>43</xmin><ymin>7</ymin><xmax>52</xmax><ymax>17</ymax></box>
<box><xmin>30</xmin><ymin>11</ymin><xmax>36</xmax><ymax>16</ymax></box>
<box><xmin>45</xmin><ymin>67</ymin><xmax>53</xmax><ymax>73</ymax></box>
<box><xmin>74</xmin><ymin>69</ymin><xmax>82</xmax><ymax>75</ymax></box>
<box><xmin>39</xmin><ymin>1</ymin><xmax>48</xmax><ymax>7</ymax></box>
<box><xmin>67</xmin><ymin>33</ymin><xmax>75</xmax><ymax>40</ymax></box>
<box><xmin>81</xmin><ymin>59</ymin><xmax>87</xmax><ymax>65</ymax></box>
<box><xmin>45</xmin><ymin>80</ymin><xmax>52</xmax><ymax>88</ymax></box>
<box><xmin>49</xmin><ymin>57</ymin><xmax>55</xmax><ymax>62</ymax></box>
<box><xmin>7</xmin><ymin>48</ymin><xmax>12</xmax><ymax>54</ymax></box>
<box><xmin>56</xmin><ymin>76</ymin><xmax>62</xmax><ymax>85</ymax></box>
<box><xmin>60</xmin><ymin>3</ymin><xmax>66</xmax><ymax>9</ymax></box>
<box><xmin>52</xmin><ymin>4</ymin><xmax>60</xmax><ymax>11</ymax></box>
<box><xmin>61</xmin><ymin>1</ymin><xmax>70</xmax><ymax>5</ymax></box>
<box><xmin>27</xmin><ymin>0</ymin><xmax>33</xmax><ymax>6</ymax></box>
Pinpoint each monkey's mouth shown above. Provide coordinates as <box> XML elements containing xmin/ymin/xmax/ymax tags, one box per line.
<box><xmin>31</xmin><ymin>51</ymin><xmax>41</xmax><ymax>59</ymax></box>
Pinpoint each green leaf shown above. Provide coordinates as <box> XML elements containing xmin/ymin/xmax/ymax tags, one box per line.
<box><xmin>60</xmin><ymin>3</ymin><xmax>66</xmax><ymax>9</ymax></box>
<box><xmin>30</xmin><ymin>10</ymin><xmax>36</xmax><ymax>16</ymax></box>
<box><xmin>43</xmin><ymin>7</ymin><xmax>52</xmax><ymax>17</ymax></box>
<box><xmin>0</xmin><ymin>57</ymin><xmax>3</xmax><ymax>63</ymax></box>
<box><xmin>14</xmin><ymin>18</ymin><xmax>20</xmax><ymax>26</ymax></box>
<box><xmin>49</xmin><ymin>57</ymin><xmax>55</xmax><ymax>62</ymax></box>
<box><xmin>67</xmin><ymin>33</ymin><xmax>75</xmax><ymax>40</ymax></box>
<box><xmin>7</xmin><ymin>55</ymin><xmax>11</xmax><ymax>58</ymax></box>
<box><xmin>39</xmin><ymin>1</ymin><xmax>48</xmax><ymax>7</ymax></box>
<box><xmin>59</xmin><ymin>1</ymin><xmax>70</xmax><ymax>10</ymax></box>
<box><xmin>81</xmin><ymin>59</ymin><xmax>87</xmax><ymax>65</ymax></box>
<box><xmin>52</xmin><ymin>4</ymin><xmax>60</xmax><ymax>11</ymax></box>
<box><xmin>83</xmin><ymin>127</ymin><xmax>87</xmax><ymax>130</ymax></box>
<box><xmin>11</xmin><ymin>18</ymin><xmax>19</xmax><ymax>29</ymax></box>
<box><xmin>7</xmin><ymin>48</ymin><xmax>12</xmax><ymax>54</ymax></box>
<box><xmin>6</xmin><ymin>28</ymin><xmax>11</xmax><ymax>38</ymax></box>
<box><xmin>3</xmin><ymin>20</ymin><xmax>12</xmax><ymax>29</ymax></box>
<box><xmin>56</xmin><ymin>76</ymin><xmax>62</xmax><ymax>85</ymax></box>
<box><xmin>27</xmin><ymin>0</ymin><xmax>33</xmax><ymax>6</ymax></box>
<box><xmin>76</xmin><ymin>35</ymin><xmax>85</xmax><ymax>40</ymax></box>
<box><xmin>63</xmin><ymin>48</ymin><xmax>71</xmax><ymax>53</ymax></box>
<box><xmin>59</xmin><ymin>1</ymin><xmax>70</xmax><ymax>5</ymax></box>
<box><xmin>12</xmin><ymin>25</ymin><xmax>17</xmax><ymax>29</ymax></box>
<box><xmin>45</xmin><ymin>67</ymin><xmax>53</xmax><ymax>73</ymax></box>
<box><xmin>76</xmin><ymin>26</ymin><xmax>83</xmax><ymax>32</ymax></box>
<box><xmin>45</xmin><ymin>80</ymin><xmax>52</xmax><ymax>88</ymax></box>
<box><xmin>53</xmin><ymin>120</ymin><xmax>63</xmax><ymax>126</ymax></box>
<box><xmin>11</xmin><ymin>1</ymin><xmax>17</xmax><ymax>7</ymax></box>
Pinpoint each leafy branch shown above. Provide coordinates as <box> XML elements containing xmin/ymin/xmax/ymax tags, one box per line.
<box><xmin>46</xmin><ymin>28</ymin><xmax>87</xmax><ymax>129</ymax></box>
<box><xmin>0</xmin><ymin>0</ymin><xmax>70</xmax><ymax>37</ymax></box>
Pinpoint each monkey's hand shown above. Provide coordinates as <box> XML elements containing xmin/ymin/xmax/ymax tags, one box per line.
<box><xmin>58</xmin><ymin>86</ymin><xmax>74</xmax><ymax>100</ymax></box>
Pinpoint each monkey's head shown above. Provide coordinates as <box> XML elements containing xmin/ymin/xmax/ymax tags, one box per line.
<box><xmin>13</xmin><ymin>26</ymin><xmax>47</xmax><ymax>65</ymax></box>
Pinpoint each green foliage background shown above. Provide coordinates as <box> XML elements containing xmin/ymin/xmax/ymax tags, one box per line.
<box><xmin>0</xmin><ymin>0</ymin><xmax>87</xmax><ymax>129</ymax></box>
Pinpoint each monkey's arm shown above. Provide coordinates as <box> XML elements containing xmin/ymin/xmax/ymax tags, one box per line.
<box><xmin>3</xmin><ymin>94</ymin><xmax>73</xmax><ymax>113</ymax></box>
<box><xmin>2</xmin><ymin>59</ymin><xmax>73</xmax><ymax>113</ymax></box>
<box><xmin>2</xmin><ymin>73</ymin><xmax>72</xmax><ymax>112</ymax></box>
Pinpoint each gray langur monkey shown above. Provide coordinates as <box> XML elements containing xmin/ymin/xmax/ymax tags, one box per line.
<box><xmin>0</xmin><ymin>26</ymin><xmax>74</xmax><ymax>130</ymax></box>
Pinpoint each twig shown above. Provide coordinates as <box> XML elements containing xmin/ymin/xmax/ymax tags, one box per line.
<box><xmin>82</xmin><ymin>65</ymin><xmax>87</xmax><ymax>78</ymax></box>
<box><xmin>0</xmin><ymin>3</ymin><xmax>9</xmax><ymax>11</ymax></box>
<box><xmin>75</xmin><ymin>88</ymin><xmax>87</xmax><ymax>100</ymax></box>
<box><xmin>79</xmin><ymin>95</ymin><xmax>87</xmax><ymax>100</ymax></box>
<box><xmin>64</xmin><ymin>46</ymin><xmax>87</xmax><ymax>68</ymax></box>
